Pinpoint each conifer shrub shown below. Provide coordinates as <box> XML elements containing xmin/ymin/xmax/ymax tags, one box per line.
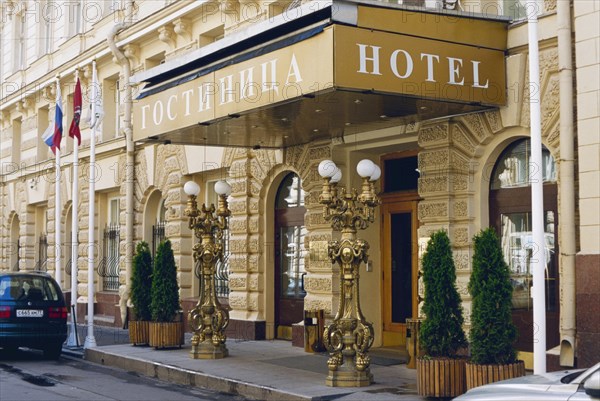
<box><xmin>419</xmin><ymin>230</ymin><xmax>467</xmax><ymax>357</ymax></box>
<box><xmin>468</xmin><ymin>228</ymin><xmax>517</xmax><ymax>365</ymax></box>
<box><xmin>131</xmin><ymin>241</ymin><xmax>153</xmax><ymax>321</ymax></box>
<box><xmin>150</xmin><ymin>240</ymin><xmax>180</xmax><ymax>322</ymax></box>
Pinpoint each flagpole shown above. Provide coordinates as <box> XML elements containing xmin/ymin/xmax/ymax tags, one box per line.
<box><xmin>526</xmin><ymin>0</ymin><xmax>546</xmax><ymax>374</ymax></box>
<box><xmin>55</xmin><ymin>77</ymin><xmax>62</xmax><ymax>288</ymax></box>
<box><xmin>67</xmin><ymin>70</ymin><xmax>80</xmax><ymax>347</ymax></box>
<box><xmin>85</xmin><ymin>61</ymin><xmax>98</xmax><ymax>349</ymax></box>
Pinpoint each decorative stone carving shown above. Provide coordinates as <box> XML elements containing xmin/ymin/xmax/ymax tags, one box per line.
<box><xmin>229</xmin><ymin>256</ymin><xmax>248</xmax><ymax>272</ymax></box>
<box><xmin>450</xmin><ymin>151</ymin><xmax>470</xmax><ymax>173</ymax></box>
<box><xmin>229</xmin><ymin>276</ymin><xmax>247</xmax><ymax>290</ymax></box>
<box><xmin>484</xmin><ymin>110</ymin><xmax>503</xmax><ymax>133</ymax></box>
<box><xmin>541</xmin><ymin>75</ymin><xmax>560</xmax><ymax>128</ymax></box>
<box><xmin>453</xmin><ymin>200</ymin><xmax>469</xmax><ymax>218</ymax></box>
<box><xmin>546</xmin><ymin>123</ymin><xmax>560</xmax><ymax>148</ymax></box>
<box><xmin>123</xmin><ymin>44</ymin><xmax>139</xmax><ymax>66</ymax></box>
<box><xmin>418</xmin><ymin>176</ymin><xmax>448</xmax><ymax>194</ymax></box>
<box><xmin>229</xmin><ymin>218</ymin><xmax>248</xmax><ymax>233</ymax></box>
<box><xmin>544</xmin><ymin>0</ymin><xmax>557</xmax><ymax>12</ymax></box>
<box><xmin>304</xmin><ymin>298</ymin><xmax>332</xmax><ymax>315</ymax></box>
<box><xmin>419</xmin><ymin>149</ymin><xmax>449</xmax><ymax>171</ymax></box>
<box><xmin>228</xmin><ymin>293</ymin><xmax>247</xmax><ymax>309</ymax></box>
<box><xmin>418</xmin><ymin>202</ymin><xmax>448</xmax><ymax>221</ymax></box>
<box><xmin>173</xmin><ymin>18</ymin><xmax>192</xmax><ymax>42</ymax></box>
<box><xmin>305</xmin><ymin>277</ymin><xmax>332</xmax><ymax>292</ymax></box>
<box><xmin>158</xmin><ymin>25</ymin><xmax>176</xmax><ymax>49</ymax></box>
<box><xmin>418</xmin><ymin>124</ymin><xmax>449</xmax><ymax>147</ymax></box>
<box><xmin>453</xmin><ymin>250</ymin><xmax>471</xmax><ymax>271</ymax></box>
<box><xmin>460</xmin><ymin>113</ymin><xmax>489</xmax><ymax>143</ymax></box>
<box><xmin>452</xmin><ymin>227</ymin><xmax>469</xmax><ymax>246</ymax></box>
<box><xmin>452</xmin><ymin>124</ymin><xmax>476</xmax><ymax>156</ymax></box>
<box><xmin>456</xmin><ymin>274</ymin><xmax>470</xmax><ymax>297</ymax></box>
<box><xmin>451</xmin><ymin>174</ymin><xmax>469</xmax><ymax>192</ymax></box>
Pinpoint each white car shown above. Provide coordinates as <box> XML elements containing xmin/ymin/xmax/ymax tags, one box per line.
<box><xmin>455</xmin><ymin>363</ymin><xmax>600</xmax><ymax>401</ymax></box>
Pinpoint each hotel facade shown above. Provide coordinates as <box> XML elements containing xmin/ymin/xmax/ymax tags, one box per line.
<box><xmin>1</xmin><ymin>0</ymin><xmax>598</xmax><ymax>369</ymax></box>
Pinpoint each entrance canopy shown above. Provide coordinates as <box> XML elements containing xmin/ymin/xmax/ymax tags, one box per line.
<box><xmin>132</xmin><ymin>1</ymin><xmax>508</xmax><ymax>149</ymax></box>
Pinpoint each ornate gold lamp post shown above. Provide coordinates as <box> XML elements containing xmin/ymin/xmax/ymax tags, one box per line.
<box><xmin>184</xmin><ymin>180</ymin><xmax>231</xmax><ymax>359</ymax></box>
<box><xmin>318</xmin><ymin>159</ymin><xmax>381</xmax><ymax>387</ymax></box>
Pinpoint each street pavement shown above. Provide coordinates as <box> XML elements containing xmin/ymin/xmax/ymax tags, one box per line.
<box><xmin>64</xmin><ymin>324</ymin><xmax>423</xmax><ymax>401</ymax></box>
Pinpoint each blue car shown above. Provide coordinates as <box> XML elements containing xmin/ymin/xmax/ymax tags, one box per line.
<box><xmin>0</xmin><ymin>272</ymin><xmax>68</xmax><ymax>359</ymax></box>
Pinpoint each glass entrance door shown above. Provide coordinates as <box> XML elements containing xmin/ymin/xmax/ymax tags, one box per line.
<box><xmin>274</xmin><ymin>173</ymin><xmax>306</xmax><ymax>339</ymax></box>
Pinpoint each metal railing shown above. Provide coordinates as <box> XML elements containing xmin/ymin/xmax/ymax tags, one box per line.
<box><xmin>152</xmin><ymin>221</ymin><xmax>166</xmax><ymax>260</ymax></box>
<box><xmin>98</xmin><ymin>224</ymin><xmax>120</xmax><ymax>291</ymax></box>
<box><xmin>34</xmin><ymin>234</ymin><xmax>48</xmax><ymax>272</ymax></box>
<box><xmin>215</xmin><ymin>228</ymin><xmax>230</xmax><ymax>298</ymax></box>
<box><xmin>13</xmin><ymin>239</ymin><xmax>20</xmax><ymax>271</ymax></box>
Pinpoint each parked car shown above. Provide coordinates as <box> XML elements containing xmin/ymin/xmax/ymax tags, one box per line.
<box><xmin>455</xmin><ymin>362</ymin><xmax>600</xmax><ymax>400</ymax></box>
<box><xmin>0</xmin><ymin>272</ymin><xmax>67</xmax><ymax>359</ymax></box>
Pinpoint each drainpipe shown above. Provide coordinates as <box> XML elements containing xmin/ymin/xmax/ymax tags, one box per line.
<box><xmin>107</xmin><ymin>1</ymin><xmax>135</xmax><ymax>327</ymax></box>
<box><xmin>557</xmin><ymin>0</ymin><xmax>576</xmax><ymax>368</ymax></box>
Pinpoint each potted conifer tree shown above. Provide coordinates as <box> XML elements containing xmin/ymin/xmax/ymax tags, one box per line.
<box><xmin>149</xmin><ymin>239</ymin><xmax>184</xmax><ymax>349</ymax></box>
<box><xmin>129</xmin><ymin>241</ymin><xmax>153</xmax><ymax>345</ymax></box>
<box><xmin>417</xmin><ymin>230</ymin><xmax>468</xmax><ymax>398</ymax></box>
<box><xmin>466</xmin><ymin>227</ymin><xmax>525</xmax><ymax>389</ymax></box>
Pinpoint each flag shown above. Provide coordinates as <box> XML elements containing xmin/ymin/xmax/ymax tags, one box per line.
<box><xmin>53</xmin><ymin>82</ymin><xmax>63</xmax><ymax>150</ymax></box>
<box><xmin>69</xmin><ymin>77</ymin><xmax>82</xmax><ymax>146</ymax></box>
<box><xmin>89</xmin><ymin>63</ymin><xmax>104</xmax><ymax>129</ymax></box>
<box><xmin>41</xmin><ymin>123</ymin><xmax>56</xmax><ymax>154</ymax></box>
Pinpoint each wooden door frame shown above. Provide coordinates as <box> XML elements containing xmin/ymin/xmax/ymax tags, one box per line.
<box><xmin>380</xmin><ymin>192</ymin><xmax>420</xmax><ymax>343</ymax></box>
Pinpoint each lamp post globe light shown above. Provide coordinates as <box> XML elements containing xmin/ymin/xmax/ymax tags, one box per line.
<box><xmin>318</xmin><ymin>159</ymin><xmax>381</xmax><ymax>387</ymax></box>
<box><xmin>184</xmin><ymin>180</ymin><xmax>231</xmax><ymax>359</ymax></box>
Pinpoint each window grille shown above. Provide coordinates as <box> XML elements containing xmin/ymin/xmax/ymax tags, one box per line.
<box><xmin>98</xmin><ymin>224</ymin><xmax>120</xmax><ymax>291</ymax></box>
<box><xmin>34</xmin><ymin>234</ymin><xmax>48</xmax><ymax>272</ymax></box>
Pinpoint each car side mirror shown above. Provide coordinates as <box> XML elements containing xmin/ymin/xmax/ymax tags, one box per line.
<box><xmin>584</xmin><ymin>371</ymin><xmax>600</xmax><ymax>398</ymax></box>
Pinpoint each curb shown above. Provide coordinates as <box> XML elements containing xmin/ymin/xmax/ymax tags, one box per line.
<box><xmin>85</xmin><ymin>347</ymin><xmax>314</xmax><ymax>401</ymax></box>
<box><xmin>61</xmin><ymin>347</ymin><xmax>84</xmax><ymax>359</ymax></box>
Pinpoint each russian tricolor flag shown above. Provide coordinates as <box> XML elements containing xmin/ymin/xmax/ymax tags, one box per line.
<box><xmin>53</xmin><ymin>83</ymin><xmax>63</xmax><ymax>150</ymax></box>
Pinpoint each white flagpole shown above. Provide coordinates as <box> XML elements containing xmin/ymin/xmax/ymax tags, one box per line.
<box><xmin>526</xmin><ymin>0</ymin><xmax>546</xmax><ymax>374</ymax></box>
<box><xmin>55</xmin><ymin>78</ymin><xmax>62</xmax><ymax>288</ymax></box>
<box><xmin>68</xmin><ymin>70</ymin><xmax>80</xmax><ymax>347</ymax></box>
<box><xmin>84</xmin><ymin>61</ymin><xmax>98</xmax><ymax>349</ymax></box>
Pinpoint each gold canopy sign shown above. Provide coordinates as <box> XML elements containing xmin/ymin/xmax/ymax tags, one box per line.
<box><xmin>133</xmin><ymin>23</ymin><xmax>506</xmax><ymax>142</ymax></box>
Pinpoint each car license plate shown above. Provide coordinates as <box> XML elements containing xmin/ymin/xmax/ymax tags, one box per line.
<box><xmin>16</xmin><ymin>309</ymin><xmax>43</xmax><ymax>318</ymax></box>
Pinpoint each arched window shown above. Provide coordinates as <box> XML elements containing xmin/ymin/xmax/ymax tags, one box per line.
<box><xmin>489</xmin><ymin>138</ymin><xmax>559</xmax><ymax>352</ymax></box>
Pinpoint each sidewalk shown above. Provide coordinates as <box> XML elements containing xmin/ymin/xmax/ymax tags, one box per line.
<box><xmin>63</xmin><ymin>326</ymin><xmax>422</xmax><ymax>401</ymax></box>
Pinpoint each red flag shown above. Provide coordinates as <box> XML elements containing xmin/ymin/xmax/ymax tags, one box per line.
<box><xmin>69</xmin><ymin>78</ymin><xmax>82</xmax><ymax>146</ymax></box>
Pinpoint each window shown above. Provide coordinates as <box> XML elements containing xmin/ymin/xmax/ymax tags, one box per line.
<box><xmin>275</xmin><ymin>174</ymin><xmax>307</xmax><ymax>300</ymax></box>
<box><xmin>13</xmin><ymin>12</ymin><xmax>26</xmax><ymax>71</ymax></box>
<box><xmin>199</xmin><ymin>25</ymin><xmax>225</xmax><ymax>47</ymax></box>
<box><xmin>102</xmin><ymin>78</ymin><xmax>119</xmax><ymax>140</ymax></box>
<box><xmin>11</xmin><ymin>119</ymin><xmax>21</xmax><ymax>166</ymax></box>
<box><xmin>489</xmin><ymin>138</ymin><xmax>559</xmax><ymax>352</ymax></box>
<box><xmin>383</xmin><ymin>156</ymin><xmax>419</xmax><ymax>193</ymax></box>
<box><xmin>39</xmin><ymin>1</ymin><xmax>54</xmax><ymax>55</ymax></box>
<box><xmin>491</xmin><ymin>139</ymin><xmax>556</xmax><ymax>189</ymax></box>
<box><xmin>100</xmin><ymin>198</ymin><xmax>120</xmax><ymax>291</ymax></box>
<box><xmin>68</xmin><ymin>0</ymin><xmax>82</xmax><ymax>37</ymax></box>
<box><xmin>109</xmin><ymin>198</ymin><xmax>119</xmax><ymax>224</ymax></box>
<box><xmin>37</xmin><ymin>107</ymin><xmax>51</xmax><ymax>162</ymax></box>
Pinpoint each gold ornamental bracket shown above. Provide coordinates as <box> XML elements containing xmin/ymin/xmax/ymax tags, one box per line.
<box><xmin>318</xmin><ymin>159</ymin><xmax>381</xmax><ymax>387</ymax></box>
<box><xmin>184</xmin><ymin>180</ymin><xmax>231</xmax><ymax>359</ymax></box>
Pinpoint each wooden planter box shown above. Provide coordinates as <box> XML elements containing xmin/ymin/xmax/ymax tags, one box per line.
<box><xmin>129</xmin><ymin>320</ymin><xmax>150</xmax><ymax>346</ymax></box>
<box><xmin>417</xmin><ymin>357</ymin><xmax>467</xmax><ymax>398</ymax></box>
<box><xmin>148</xmin><ymin>321</ymin><xmax>184</xmax><ymax>349</ymax></box>
<box><xmin>466</xmin><ymin>360</ymin><xmax>526</xmax><ymax>390</ymax></box>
